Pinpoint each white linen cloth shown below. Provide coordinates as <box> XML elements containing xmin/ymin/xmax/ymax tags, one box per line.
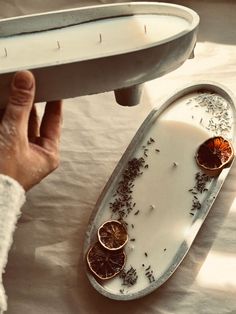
<box><xmin>0</xmin><ymin>1</ymin><xmax>235</xmax><ymax>313</ymax></box>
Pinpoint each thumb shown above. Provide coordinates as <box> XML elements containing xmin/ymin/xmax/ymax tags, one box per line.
<box><xmin>3</xmin><ymin>71</ymin><xmax>35</xmax><ymax>136</ymax></box>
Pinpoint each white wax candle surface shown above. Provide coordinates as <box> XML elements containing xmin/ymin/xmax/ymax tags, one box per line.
<box><xmin>90</xmin><ymin>91</ymin><xmax>234</xmax><ymax>296</ymax></box>
<box><xmin>0</xmin><ymin>14</ymin><xmax>189</xmax><ymax>72</ymax></box>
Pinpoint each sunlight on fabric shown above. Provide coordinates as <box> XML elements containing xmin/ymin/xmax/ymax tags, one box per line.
<box><xmin>229</xmin><ymin>196</ymin><xmax>236</xmax><ymax>213</ymax></box>
<box><xmin>197</xmin><ymin>251</ymin><xmax>236</xmax><ymax>290</ymax></box>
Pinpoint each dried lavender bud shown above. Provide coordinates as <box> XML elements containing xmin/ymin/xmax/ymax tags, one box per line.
<box><xmin>120</xmin><ymin>266</ymin><xmax>138</xmax><ymax>287</ymax></box>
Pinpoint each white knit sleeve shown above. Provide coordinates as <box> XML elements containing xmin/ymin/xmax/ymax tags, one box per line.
<box><xmin>0</xmin><ymin>174</ymin><xmax>25</xmax><ymax>314</ymax></box>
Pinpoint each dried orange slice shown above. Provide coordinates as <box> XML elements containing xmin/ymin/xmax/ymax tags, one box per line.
<box><xmin>196</xmin><ymin>136</ymin><xmax>234</xmax><ymax>176</ymax></box>
<box><xmin>98</xmin><ymin>220</ymin><xmax>128</xmax><ymax>251</ymax></box>
<box><xmin>87</xmin><ymin>242</ymin><xmax>126</xmax><ymax>280</ymax></box>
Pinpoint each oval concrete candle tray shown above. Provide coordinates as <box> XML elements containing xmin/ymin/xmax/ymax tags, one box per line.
<box><xmin>0</xmin><ymin>2</ymin><xmax>199</xmax><ymax>107</ymax></box>
<box><xmin>84</xmin><ymin>82</ymin><xmax>236</xmax><ymax>300</ymax></box>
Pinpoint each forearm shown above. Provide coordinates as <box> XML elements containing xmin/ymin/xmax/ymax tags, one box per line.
<box><xmin>0</xmin><ymin>174</ymin><xmax>25</xmax><ymax>313</ymax></box>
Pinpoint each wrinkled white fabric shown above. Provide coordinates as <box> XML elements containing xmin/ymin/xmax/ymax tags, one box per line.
<box><xmin>0</xmin><ymin>175</ymin><xmax>25</xmax><ymax>314</ymax></box>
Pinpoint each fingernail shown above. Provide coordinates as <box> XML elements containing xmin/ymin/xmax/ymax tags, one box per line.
<box><xmin>13</xmin><ymin>71</ymin><xmax>34</xmax><ymax>90</ymax></box>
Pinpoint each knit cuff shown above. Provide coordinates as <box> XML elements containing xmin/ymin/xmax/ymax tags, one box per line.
<box><xmin>0</xmin><ymin>174</ymin><xmax>26</xmax><ymax>313</ymax></box>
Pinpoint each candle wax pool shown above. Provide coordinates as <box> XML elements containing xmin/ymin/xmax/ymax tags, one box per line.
<box><xmin>0</xmin><ymin>14</ymin><xmax>189</xmax><ymax>72</ymax></box>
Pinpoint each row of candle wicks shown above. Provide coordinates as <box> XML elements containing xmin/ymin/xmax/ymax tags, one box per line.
<box><xmin>1</xmin><ymin>24</ymin><xmax>148</xmax><ymax>57</ymax></box>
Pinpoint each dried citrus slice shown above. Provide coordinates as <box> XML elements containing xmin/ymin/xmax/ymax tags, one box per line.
<box><xmin>98</xmin><ymin>220</ymin><xmax>128</xmax><ymax>251</ymax></box>
<box><xmin>87</xmin><ymin>242</ymin><xmax>126</xmax><ymax>280</ymax></box>
<box><xmin>195</xmin><ymin>136</ymin><xmax>234</xmax><ymax>176</ymax></box>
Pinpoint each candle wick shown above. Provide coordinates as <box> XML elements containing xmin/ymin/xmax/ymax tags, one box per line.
<box><xmin>144</xmin><ymin>25</ymin><xmax>147</xmax><ymax>34</ymax></box>
<box><xmin>57</xmin><ymin>40</ymin><xmax>61</xmax><ymax>49</ymax></box>
<box><xmin>150</xmin><ymin>204</ymin><xmax>155</xmax><ymax>210</ymax></box>
<box><xmin>4</xmin><ymin>48</ymin><xmax>7</xmax><ymax>57</ymax></box>
<box><xmin>99</xmin><ymin>33</ymin><xmax>102</xmax><ymax>43</ymax></box>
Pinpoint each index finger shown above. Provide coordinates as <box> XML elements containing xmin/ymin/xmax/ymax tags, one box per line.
<box><xmin>3</xmin><ymin>71</ymin><xmax>35</xmax><ymax>136</ymax></box>
<box><xmin>40</xmin><ymin>100</ymin><xmax>63</xmax><ymax>146</ymax></box>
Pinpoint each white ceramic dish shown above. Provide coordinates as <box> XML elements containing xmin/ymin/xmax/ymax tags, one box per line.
<box><xmin>84</xmin><ymin>82</ymin><xmax>236</xmax><ymax>300</ymax></box>
<box><xmin>0</xmin><ymin>2</ymin><xmax>199</xmax><ymax>107</ymax></box>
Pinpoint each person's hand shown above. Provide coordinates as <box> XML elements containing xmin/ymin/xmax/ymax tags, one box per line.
<box><xmin>0</xmin><ymin>71</ymin><xmax>62</xmax><ymax>191</ymax></box>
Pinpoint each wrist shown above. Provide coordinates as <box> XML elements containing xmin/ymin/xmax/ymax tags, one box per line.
<box><xmin>0</xmin><ymin>174</ymin><xmax>26</xmax><ymax>194</ymax></box>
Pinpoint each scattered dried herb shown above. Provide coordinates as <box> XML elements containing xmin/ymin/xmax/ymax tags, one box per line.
<box><xmin>147</xmin><ymin>137</ymin><xmax>155</xmax><ymax>145</ymax></box>
<box><xmin>109</xmin><ymin>157</ymin><xmax>147</xmax><ymax>219</ymax></box>
<box><xmin>144</xmin><ymin>265</ymin><xmax>155</xmax><ymax>283</ymax></box>
<box><xmin>189</xmin><ymin>172</ymin><xmax>211</xmax><ymax>195</ymax></box>
<box><xmin>194</xmin><ymin>92</ymin><xmax>232</xmax><ymax>136</ymax></box>
<box><xmin>187</xmin><ymin>171</ymin><xmax>212</xmax><ymax>215</ymax></box>
<box><xmin>120</xmin><ymin>266</ymin><xmax>138</xmax><ymax>287</ymax></box>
